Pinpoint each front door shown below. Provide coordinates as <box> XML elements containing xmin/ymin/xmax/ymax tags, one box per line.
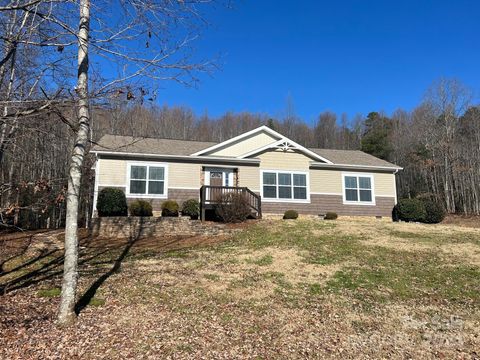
<box><xmin>210</xmin><ymin>171</ymin><xmax>223</xmax><ymax>200</ymax></box>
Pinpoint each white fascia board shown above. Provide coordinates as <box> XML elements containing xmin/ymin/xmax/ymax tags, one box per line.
<box><xmin>190</xmin><ymin>125</ymin><xmax>282</xmax><ymax>156</ymax></box>
<box><xmin>238</xmin><ymin>138</ymin><xmax>333</xmax><ymax>164</ymax></box>
<box><xmin>310</xmin><ymin>162</ymin><xmax>403</xmax><ymax>172</ymax></box>
<box><xmin>92</xmin><ymin>150</ymin><xmax>260</xmax><ymax>165</ymax></box>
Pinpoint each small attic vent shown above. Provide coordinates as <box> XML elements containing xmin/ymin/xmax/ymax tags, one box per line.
<box><xmin>276</xmin><ymin>140</ymin><xmax>296</xmax><ymax>152</ymax></box>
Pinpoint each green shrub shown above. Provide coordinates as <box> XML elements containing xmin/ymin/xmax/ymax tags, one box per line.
<box><xmin>421</xmin><ymin>198</ymin><xmax>446</xmax><ymax>224</ymax></box>
<box><xmin>97</xmin><ymin>188</ymin><xmax>128</xmax><ymax>217</ymax></box>
<box><xmin>161</xmin><ymin>200</ymin><xmax>179</xmax><ymax>217</ymax></box>
<box><xmin>392</xmin><ymin>204</ymin><xmax>400</xmax><ymax>222</ymax></box>
<box><xmin>283</xmin><ymin>210</ymin><xmax>298</xmax><ymax>220</ymax></box>
<box><xmin>182</xmin><ymin>199</ymin><xmax>200</xmax><ymax>219</ymax></box>
<box><xmin>129</xmin><ymin>200</ymin><xmax>153</xmax><ymax>217</ymax></box>
<box><xmin>216</xmin><ymin>193</ymin><xmax>251</xmax><ymax>223</ymax></box>
<box><xmin>396</xmin><ymin>198</ymin><xmax>426</xmax><ymax>222</ymax></box>
<box><xmin>324</xmin><ymin>212</ymin><xmax>338</xmax><ymax>220</ymax></box>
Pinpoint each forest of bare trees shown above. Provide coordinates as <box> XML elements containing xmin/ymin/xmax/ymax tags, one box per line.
<box><xmin>1</xmin><ymin>77</ymin><xmax>479</xmax><ymax>232</ymax></box>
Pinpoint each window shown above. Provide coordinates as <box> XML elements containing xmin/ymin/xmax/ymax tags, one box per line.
<box><xmin>129</xmin><ymin>164</ymin><xmax>166</xmax><ymax>197</ymax></box>
<box><xmin>343</xmin><ymin>174</ymin><xmax>374</xmax><ymax>204</ymax></box>
<box><xmin>262</xmin><ymin>171</ymin><xmax>308</xmax><ymax>201</ymax></box>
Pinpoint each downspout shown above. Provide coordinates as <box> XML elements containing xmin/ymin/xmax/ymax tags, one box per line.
<box><xmin>393</xmin><ymin>169</ymin><xmax>399</xmax><ymax>205</ymax></box>
<box><xmin>92</xmin><ymin>154</ymin><xmax>99</xmax><ymax>217</ymax></box>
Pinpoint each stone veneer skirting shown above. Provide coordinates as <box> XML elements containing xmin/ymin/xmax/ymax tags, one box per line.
<box><xmin>261</xmin><ymin>194</ymin><xmax>395</xmax><ymax>217</ymax></box>
<box><xmin>92</xmin><ymin>216</ymin><xmax>235</xmax><ymax>239</ymax></box>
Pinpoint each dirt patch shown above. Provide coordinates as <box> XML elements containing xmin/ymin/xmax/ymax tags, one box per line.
<box><xmin>92</xmin><ymin>233</ymin><xmax>230</xmax><ymax>252</ymax></box>
<box><xmin>238</xmin><ymin>248</ymin><xmax>345</xmax><ymax>284</ymax></box>
<box><xmin>443</xmin><ymin>215</ymin><xmax>480</xmax><ymax>228</ymax></box>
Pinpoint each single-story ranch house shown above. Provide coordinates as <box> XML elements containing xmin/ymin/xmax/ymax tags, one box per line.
<box><xmin>91</xmin><ymin>125</ymin><xmax>402</xmax><ymax>218</ymax></box>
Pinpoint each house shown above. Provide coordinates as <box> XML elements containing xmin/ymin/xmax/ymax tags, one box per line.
<box><xmin>91</xmin><ymin>125</ymin><xmax>402</xmax><ymax>218</ymax></box>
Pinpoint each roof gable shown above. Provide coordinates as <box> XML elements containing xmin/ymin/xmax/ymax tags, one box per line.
<box><xmin>192</xmin><ymin>125</ymin><xmax>333</xmax><ymax>164</ymax></box>
<box><xmin>198</xmin><ymin>128</ymin><xmax>279</xmax><ymax>157</ymax></box>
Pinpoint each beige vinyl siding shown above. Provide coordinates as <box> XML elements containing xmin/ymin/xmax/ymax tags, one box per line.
<box><xmin>308</xmin><ymin>169</ymin><xmax>397</xmax><ymax>197</ymax></box>
<box><xmin>168</xmin><ymin>162</ymin><xmax>201</xmax><ymax>188</ymax></box>
<box><xmin>97</xmin><ymin>156</ymin><xmax>397</xmax><ymax>199</ymax></box>
<box><xmin>309</xmin><ymin>169</ymin><xmax>342</xmax><ymax>194</ymax></box>
<box><xmin>238</xmin><ymin>165</ymin><xmax>260</xmax><ymax>191</ymax></box>
<box><xmin>207</xmin><ymin>131</ymin><xmax>278</xmax><ymax>157</ymax></box>
<box><xmin>98</xmin><ymin>159</ymin><xmax>127</xmax><ymax>186</ymax></box>
<box><xmin>98</xmin><ymin>159</ymin><xmax>201</xmax><ymax>189</ymax></box>
<box><xmin>257</xmin><ymin>149</ymin><xmax>313</xmax><ymax>171</ymax></box>
<box><xmin>373</xmin><ymin>173</ymin><xmax>396</xmax><ymax>197</ymax></box>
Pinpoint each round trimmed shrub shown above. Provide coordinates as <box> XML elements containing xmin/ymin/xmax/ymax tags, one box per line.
<box><xmin>96</xmin><ymin>188</ymin><xmax>128</xmax><ymax>217</ymax></box>
<box><xmin>129</xmin><ymin>200</ymin><xmax>153</xmax><ymax>217</ymax></box>
<box><xmin>161</xmin><ymin>200</ymin><xmax>179</xmax><ymax>217</ymax></box>
<box><xmin>421</xmin><ymin>198</ymin><xmax>446</xmax><ymax>224</ymax></box>
<box><xmin>182</xmin><ymin>199</ymin><xmax>200</xmax><ymax>219</ymax></box>
<box><xmin>396</xmin><ymin>198</ymin><xmax>426</xmax><ymax>222</ymax></box>
<box><xmin>324</xmin><ymin>212</ymin><xmax>338</xmax><ymax>220</ymax></box>
<box><xmin>283</xmin><ymin>210</ymin><xmax>298</xmax><ymax>220</ymax></box>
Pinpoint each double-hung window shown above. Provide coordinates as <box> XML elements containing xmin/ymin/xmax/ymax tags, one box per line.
<box><xmin>129</xmin><ymin>164</ymin><xmax>166</xmax><ymax>197</ymax></box>
<box><xmin>343</xmin><ymin>174</ymin><xmax>374</xmax><ymax>204</ymax></box>
<box><xmin>262</xmin><ymin>171</ymin><xmax>308</xmax><ymax>201</ymax></box>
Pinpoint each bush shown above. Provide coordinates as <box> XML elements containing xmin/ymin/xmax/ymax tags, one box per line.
<box><xmin>161</xmin><ymin>200</ymin><xmax>179</xmax><ymax>217</ymax></box>
<box><xmin>392</xmin><ymin>204</ymin><xmax>400</xmax><ymax>222</ymax></box>
<box><xmin>182</xmin><ymin>199</ymin><xmax>200</xmax><ymax>219</ymax></box>
<box><xmin>324</xmin><ymin>212</ymin><xmax>338</xmax><ymax>220</ymax></box>
<box><xmin>215</xmin><ymin>193</ymin><xmax>251</xmax><ymax>223</ymax></box>
<box><xmin>421</xmin><ymin>198</ymin><xmax>446</xmax><ymax>224</ymax></box>
<box><xmin>97</xmin><ymin>188</ymin><xmax>128</xmax><ymax>217</ymax></box>
<box><xmin>396</xmin><ymin>198</ymin><xmax>426</xmax><ymax>222</ymax></box>
<box><xmin>283</xmin><ymin>210</ymin><xmax>298</xmax><ymax>220</ymax></box>
<box><xmin>129</xmin><ymin>200</ymin><xmax>153</xmax><ymax>217</ymax></box>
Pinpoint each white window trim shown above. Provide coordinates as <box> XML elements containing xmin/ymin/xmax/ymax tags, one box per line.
<box><xmin>126</xmin><ymin>161</ymin><xmax>169</xmax><ymax>199</ymax></box>
<box><xmin>260</xmin><ymin>169</ymin><xmax>310</xmax><ymax>203</ymax></box>
<box><xmin>342</xmin><ymin>172</ymin><xmax>376</xmax><ymax>205</ymax></box>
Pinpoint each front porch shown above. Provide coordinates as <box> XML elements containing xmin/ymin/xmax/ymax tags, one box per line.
<box><xmin>199</xmin><ymin>185</ymin><xmax>262</xmax><ymax>221</ymax></box>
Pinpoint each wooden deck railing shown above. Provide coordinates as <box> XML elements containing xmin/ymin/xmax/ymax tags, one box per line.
<box><xmin>199</xmin><ymin>185</ymin><xmax>262</xmax><ymax>221</ymax></box>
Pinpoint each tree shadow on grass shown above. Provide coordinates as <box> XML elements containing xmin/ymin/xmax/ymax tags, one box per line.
<box><xmin>1</xmin><ymin>218</ymin><xmax>199</xmax><ymax>314</ymax></box>
<box><xmin>74</xmin><ymin>236</ymin><xmax>139</xmax><ymax>314</ymax></box>
<box><xmin>75</xmin><ymin>219</ymin><xmax>147</xmax><ymax>314</ymax></box>
<box><xmin>0</xmin><ymin>244</ymin><xmax>113</xmax><ymax>294</ymax></box>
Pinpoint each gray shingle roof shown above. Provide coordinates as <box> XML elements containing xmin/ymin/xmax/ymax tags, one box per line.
<box><xmin>93</xmin><ymin>134</ymin><xmax>400</xmax><ymax>168</ymax></box>
<box><xmin>92</xmin><ymin>134</ymin><xmax>216</xmax><ymax>156</ymax></box>
<box><xmin>310</xmin><ymin>148</ymin><xmax>400</xmax><ymax>168</ymax></box>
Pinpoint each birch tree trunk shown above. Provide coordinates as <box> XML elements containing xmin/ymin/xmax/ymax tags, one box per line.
<box><xmin>57</xmin><ymin>0</ymin><xmax>90</xmax><ymax>326</ymax></box>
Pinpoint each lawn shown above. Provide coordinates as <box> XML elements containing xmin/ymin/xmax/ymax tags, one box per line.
<box><xmin>1</xmin><ymin>218</ymin><xmax>480</xmax><ymax>359</ymax></box>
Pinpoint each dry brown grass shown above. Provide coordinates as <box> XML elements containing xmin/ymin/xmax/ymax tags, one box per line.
<box><xmin>1</xmin><ymin>218</ymin><xmax>479</xmax><ymax>359</ymax></box>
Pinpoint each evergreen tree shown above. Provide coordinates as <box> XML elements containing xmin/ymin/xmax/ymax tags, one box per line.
<box><xmin>361</xmin><ymin>112</ymin><xmax>393</xmax><ymax>160</ymax></box>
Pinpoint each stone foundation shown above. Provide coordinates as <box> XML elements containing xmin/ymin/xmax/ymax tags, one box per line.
<box><xmin>92</xmin><ymin>216</ymin><xmax>235</xmax><ymax>239</ymax></box>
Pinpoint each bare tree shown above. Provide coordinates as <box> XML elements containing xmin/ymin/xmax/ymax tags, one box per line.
<box><xmin>57</xmin><ymin>0</ymin><xmax>91</xmax><ymax>326</ymax></box>
<box><xmin>423</xmin><ymin>78</ymin><xmax>473</xmax><ymax>212</ymax></box>
<box><xmin>1</xmin><ymin>0</ymin><xmax>220</xmax><ymax>325</ymax></box>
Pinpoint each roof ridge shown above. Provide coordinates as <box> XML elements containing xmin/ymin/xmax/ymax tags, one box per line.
<box><xmin>100</xmin><ymin>133</ymin><xmax>218</xmax><ymax>144</ymax></box>
<box><xmin>309</xmin><ymin>147</ymin><xmax>363</xmax><ymax>152</ymax></box>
